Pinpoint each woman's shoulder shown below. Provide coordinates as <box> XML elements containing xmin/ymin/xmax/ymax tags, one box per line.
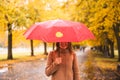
<box><xmin>71</xmin><ymin>50</ymin><xmax>76</xmax><ymax>55</ymax></box>
<box><xmin>49</xmin><ymin>50</ymin><xmax>56</xmax><ymax>56</ymax></box>
<box><xmin>48</xmin><ymin>50</ymin><xmax>58</xmax><ymax>59</ymax></box>
<box><xmin>50</xmin><ymin>50</ymin><xmax>56</xmax><ymax>53</ymax></box>
<box><xmin>71</xmin><ymin>51</ymin><xmax>77</xmax><ymax>57</ymax></box>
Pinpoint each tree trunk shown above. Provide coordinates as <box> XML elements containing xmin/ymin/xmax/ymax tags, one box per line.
<box><xmin>117</xmin><ymin>37</ymin><xmax>120</xmax><ymax>61</ymax></box>
<box><xmin>7</xmin><ymin>23</ymin><xmax>13</xmax><ymax>60</ymax></box>
<box><xmin>99</xmin><ymin>45</ymin><xmax>103</xmax><ymax>53</ymax></box>
<box><xmin>113</xmin><ymin>24</ymin><xmax>120</xmax><ymax>61</ymax></box>
<box><xmin>110</xmin><ymin>41</ymin><xmax>114</xmax><ymax>58</ymax></box>
<box><xmin>30</xmin><ymin>40</ymin><xmax>34</xmax><ymax>56</ymax></box>
<box><xmin>53</xmin><ymin>43</ymin><xmax>55</xmax><ymax>50</ymax></box>
<box><xmin>106</xmin><ymin>38</ymin><xmax>114</xmax><ymax>58</ymax></box>
<box><xmin>44</xmin><ymin>42</ymin><xmax>48</xmax><ymax>55</ymax></box>
<box><xmin>103</xmin><ymin>45</ymin><xmax>110</xmax><ymax>57</ymax></box>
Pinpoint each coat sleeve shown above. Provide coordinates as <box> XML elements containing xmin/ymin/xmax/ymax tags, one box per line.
<box><xmin>73</xmin><ymin>53</ymin><xmax>80</xmax><ymax>80</ymax></box>
<box><xmin>45</xmin><ymin>51</ymin><xmax>59</xmax><ymax>76</ymax></box>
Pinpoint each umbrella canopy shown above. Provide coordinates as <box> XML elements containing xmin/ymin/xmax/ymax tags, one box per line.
<box><xmin>24</xmin><ymin>19</ymin><xmax>95</xmax><ymax>42</ymax></box>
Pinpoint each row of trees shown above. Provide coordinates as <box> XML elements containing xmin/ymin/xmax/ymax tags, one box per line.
<box><xmin>0</xmin><ymin>0</ymin><xmax>120</xmax><ymax>61</ymax></box>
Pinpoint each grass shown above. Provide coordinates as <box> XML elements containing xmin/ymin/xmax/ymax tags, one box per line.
<box><xmin>93</xmin><ymin>50</ymin><xmax>119</xmax><ymax>70</ymax></box>
<box><xmin>0</xmin><ymin>52</ymin><xmax>42</xmax><ymax>60</ymax></box>
<box><xmin>95</xmin><ymin>57</ymin><xmax>118</xmax><ymax>70</ymax></box>
<box><xmin>0</xmin><ymin>52</ymin><xmax>47</xmax><ymax>67</ymax></box>
<box><xmin>81</xmin><ymin>50</ymin><xmax>120</xmax><ymax>80</ymax></box>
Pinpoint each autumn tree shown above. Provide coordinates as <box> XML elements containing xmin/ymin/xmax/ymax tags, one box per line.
<box><xmin>0</xmin><ymin>0</ymin><xmax>27</xmax><ymax>59</ymax></box>
<box><xmin>69</xmin><ymin>0</ymin><xmax>120</xmax><ymax>60</ymax></box>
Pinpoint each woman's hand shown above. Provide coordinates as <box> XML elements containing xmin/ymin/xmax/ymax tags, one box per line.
<box><xmin>54</xmin><ymin>57</ymin><xmax>62</xmax><ymax>65</ymax></box>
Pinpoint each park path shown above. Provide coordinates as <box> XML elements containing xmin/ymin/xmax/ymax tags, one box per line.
<box><xmin>0</xmin><ymin>47</ymin><xmax>90</xmax><ymax>80</ymax></box>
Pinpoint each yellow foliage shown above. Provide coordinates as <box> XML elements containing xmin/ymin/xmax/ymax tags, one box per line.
<box><xmin>0</xmin><ymin>0</ymin><xmax>120</xmax><ymax>47</ymax></box>
<box><xmin>12</xmin><ymin>30</ymin><xmax>41</xmax><ymax>47</ymax></box>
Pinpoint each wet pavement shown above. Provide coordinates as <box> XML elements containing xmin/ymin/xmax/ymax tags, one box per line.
<box><xmin>0</xmin><ymin>59</ymin><xmax>50</xmax><ymax>80</ymax></box>
<box><xmin>0</xmin><ymin>48</ymin><xmax>90</xmax><ymax>80</ymax></box>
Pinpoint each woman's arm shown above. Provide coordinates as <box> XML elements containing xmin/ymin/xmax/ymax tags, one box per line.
<box><xmin>73</xmin><ymin>53</ymin><xmax>80</xmax><ymax>80</ymax></box>
<box><xmin>45</xmin><ymin>51</ymin><xmax>60</xmax><ymax>76</ymax></box>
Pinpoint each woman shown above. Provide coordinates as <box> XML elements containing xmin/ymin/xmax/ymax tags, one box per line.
<box><xmin>45</xmin><ymin>42</ymin><xmax>80</xmax><ymax>80</ymax></box>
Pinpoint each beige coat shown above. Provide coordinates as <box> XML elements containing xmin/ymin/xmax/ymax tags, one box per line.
<box><xmin>45</xmin><ymin>50</ymin><xmax>80</xmax><ymax>80</ymax></box>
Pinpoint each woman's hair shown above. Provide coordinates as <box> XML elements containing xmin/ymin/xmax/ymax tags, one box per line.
<box><xmin>55</xmin><ymin>42</ymin><xmax>73</xmax><ymax>53</ymax></box>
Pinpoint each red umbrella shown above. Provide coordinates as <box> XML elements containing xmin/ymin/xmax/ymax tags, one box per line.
<box><xmin>24</xmin><ymin>19</ymin><xmax>95</xmax><ymax>42</ymax></box>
